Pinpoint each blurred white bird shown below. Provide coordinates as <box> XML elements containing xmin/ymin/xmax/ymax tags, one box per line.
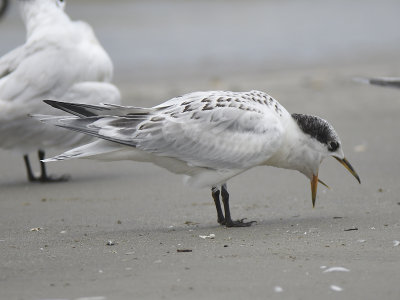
<box><xmin>35</xmin><ymin>90</ymin><xmax>360</xmax><ymax>227</ymax></box>
<box><xmin>0</xmin><ymin>0</ymin><xmax>120</xmax><ymax>182</ymax></box>
<box><xmin>354</xmin><ymin>77</ymin><xmax>400</xmax><ymax>89</ymax></box>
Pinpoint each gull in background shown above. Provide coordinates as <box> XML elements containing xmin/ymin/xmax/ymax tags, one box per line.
<box><xmin>0</xmin><ymin>0</ymin><xmax>120</xmax><ymax>182</ymax></box>
<box><xmin>35</xmin><ymin>90</ymin><xmax>360</xmax><ymax>227</ymax></box>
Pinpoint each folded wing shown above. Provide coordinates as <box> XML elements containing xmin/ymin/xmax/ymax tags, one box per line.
<box><xmin>39</xmin><ymin>94</ymin><xmax>285</xmax><ymax>170</ymax></box>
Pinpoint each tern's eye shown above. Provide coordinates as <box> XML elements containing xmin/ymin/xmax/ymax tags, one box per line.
<box><xmin>56</xmin><ymin>0</ymin><xmax>65</xmax><ymax>7</ymax></box>
<box><xmin>328</xmin><ymin>141</ymin><xmax>339</xmax><ymax>152</ymax></box>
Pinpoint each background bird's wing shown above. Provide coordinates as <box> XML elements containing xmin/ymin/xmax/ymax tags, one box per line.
<box><xmin>0</xmin><ymin>28</ymin><xmax>113</xmax><ymax>103</ymax></box>
<box><xmin>0</xmin><ymin>40</ymin><xmax>75</xmax><ymax>102</ymax></box>
<box><xmin>54</xmin><ymin>81</ymin><xmax>121</xmax><ymax>110</ymax></box>
<box><xmin>0</xmin><ymin>78</ymin><xmax>121</xmax><ymax>150</ymax></box>
<box><xmin>0</xmin><ymin>45</ymin><xmax>24</xmax><ymax>80</ymax></box>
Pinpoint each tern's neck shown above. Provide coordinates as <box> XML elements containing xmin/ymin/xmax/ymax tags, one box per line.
<box><xmin>265</xmin><ymin>116</ymin><xmax>322</xmax><ymax>177</ymax></box>
<box><xmin>19</xmin><ymin>3</ymin><xmax>69</xmax><ymax>38</ymax></box>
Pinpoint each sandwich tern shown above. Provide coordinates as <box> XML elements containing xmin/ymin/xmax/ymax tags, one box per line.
<box><xmin>35</xmin><ymin>90</ymin><xmax>360</xmax><ymax>227</ymax></box>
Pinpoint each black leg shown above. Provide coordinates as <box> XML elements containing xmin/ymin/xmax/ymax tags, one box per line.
<box><xmin>24</xmin><ymin>154</ymin><xmax>38</xmax><ymax>182</ymax></box>
<box><xmin>38</xmin><ymin>150</ymin><xmax>70</xmax><ymax>182</ymax></box>
<box><xmin>211</xmin><ymin>187</ymin><xmax>225</xmax><ymax>225</ymax></box>
<box><xmin>38</xmin><ymin>150</ymin><xmax>48</xmax><ymax>180</ymax></box>
<box><xmin>23</xmin><ymin>151</ymin><xmax>70</xmax><ymax>183</ymax></box>
<box><xmin>220</xmin><ymin>184</ymin><xmax>256</xmax><ymax>227</ymax></box>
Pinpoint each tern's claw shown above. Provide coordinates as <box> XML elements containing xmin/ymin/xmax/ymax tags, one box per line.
<box><xmin>225</xmin><ymin>218</ymin><xmax>256</xmax><ymax>227</ymax></box>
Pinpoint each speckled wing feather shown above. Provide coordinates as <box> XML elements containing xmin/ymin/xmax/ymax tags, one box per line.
<box><xmin>40</xmin><ymin>91</ymin><xmax>290</xmax><ymax>170</ymax></box>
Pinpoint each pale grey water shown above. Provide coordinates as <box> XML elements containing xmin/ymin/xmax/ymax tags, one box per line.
<box><xmin>1</xmin><ymin>0</ymin><xmax>400</xmax><ymax>81</ymax></box>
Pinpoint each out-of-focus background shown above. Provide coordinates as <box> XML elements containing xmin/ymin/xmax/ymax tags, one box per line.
<box><xmin>1</xmin><ymin>1</ymin><xmax>400</xmax><ymax>300</ymax></box>
<box><xmin>2</xmin><ymin>0</ymin><xmax>400</xmax><ymax>83</ymax></box>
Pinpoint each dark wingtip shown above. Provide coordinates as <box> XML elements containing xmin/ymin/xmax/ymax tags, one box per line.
<box><xmin>43</xmin><ymin>99</ymin><xmax>63</xmax><ymax>109</ymax></box>
<box><xmin>43</xmin><ymin>99</ymin><xmax>78</xmax><ymax>114</ymax></box>
<box><xmin>43</xmin><ymin>99</ymin><xmax>55</xmax><ymax>105</ymax></box>
<box><xmin>42</xmin><ymin>99</ymin><xmax>99</xmax><ymax>117</ymax></box>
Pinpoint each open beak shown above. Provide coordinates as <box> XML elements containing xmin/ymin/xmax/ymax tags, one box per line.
<box><xmin>318</xmin><ymin>178</ymin><xmax>330</xmax><ymax>190</ymax></box>
<box><xmin>311</xmin><ymin>176</ymin><xmax>331</xmax><ymax>208</ymax></box>
<box><xmin>310</xmin><ymin>158</ymin><xmax>360</xmax><ymax>208</ymax></box>
<box><xmin>334</xmin><ymin>157</ymin><xmax>361</xmax><ymax>184</ymax></box>
<box><xmin>311</xmin><ymin>174</ymin><xmax>318</xmax><ymax>208</ymax></box>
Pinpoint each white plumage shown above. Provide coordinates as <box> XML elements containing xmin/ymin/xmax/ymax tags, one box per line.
<box><xmin>0</xmin><ymin>0</ymin><xmax>120</xmax><ymax>181</ymax></box>
<box><xmin>36</xmin><ymin>90</ymin><xmax>360</xmax><ymax>227</ymax></box>
<box><xmin>41</xmin><ymin>91</ymin><xmax>292</xmax><ymax>186</ymax></box>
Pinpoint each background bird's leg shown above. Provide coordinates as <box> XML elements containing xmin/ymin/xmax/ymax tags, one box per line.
<box><xmin>211</xmin><ymin>186</ymin><xmax>225</xmax><ymax>225</ymax></box>
<box><xmin>38</xmin><ymin>150</ymin><xmax>70</xmax><ymax>183</ymax></box>
<box><xmin>23</xmin><ymin>154</ymin><xmax>38</xmax><ymax>182</ymax></box>
<box><xmin>220</xmin><ymin>184</ymin><xmax>256</xmax><ymax>227</ymax></box>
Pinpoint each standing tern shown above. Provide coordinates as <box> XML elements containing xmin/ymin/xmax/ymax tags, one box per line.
<box><xmin>0</xmin><ymin>0</ymin><xmax>120</xmax><ymax>182</ymax></box>
<box><xmin>35</xmin><ymin>90</ymin><xmax>360</xmax><ymax>227</ymax></box>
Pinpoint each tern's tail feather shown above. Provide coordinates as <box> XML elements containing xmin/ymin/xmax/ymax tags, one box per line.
<box><xmin>43</xmin><ymin>140</ymin><xmax>122</xmax><ymax>162</ymax></box>
<box><xmin>32</xmin><ymin>112</ymin><xmax>141</xmax><ymax>147</ymax></box>
<box><xmin>32</xmin><ymin>113</ymin><xmax>104</xmax><ymax>138</ymax></box>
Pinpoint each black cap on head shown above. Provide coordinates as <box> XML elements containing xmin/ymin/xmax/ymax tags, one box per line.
<box><xmin>292</xmin><ymin>114</ymin><xmax>340</xmax><ymax>152</ymax></box>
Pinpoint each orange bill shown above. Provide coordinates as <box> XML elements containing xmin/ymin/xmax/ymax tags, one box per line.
<box><xmin>311</xmin><ymin>174</ymin><xmax>318</xmax><ymax>208</ymax></box>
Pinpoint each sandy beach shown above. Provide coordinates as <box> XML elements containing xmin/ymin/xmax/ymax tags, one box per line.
<box><xmin>1</xmin><ymin>1</ymin><xmax>400</xmax><ymax>299</ymax></box>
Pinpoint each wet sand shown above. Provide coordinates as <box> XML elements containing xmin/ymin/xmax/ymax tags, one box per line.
<box><xmin>1</xmin><ymin>60</ymin><xmax>400</xmax><ymax>299</ymax></box>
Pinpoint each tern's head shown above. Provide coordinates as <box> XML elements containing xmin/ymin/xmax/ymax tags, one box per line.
<box><xmin>291</xmin><ymin>114</ymin><xmax>360</xmax><ymax>207</ymax></box>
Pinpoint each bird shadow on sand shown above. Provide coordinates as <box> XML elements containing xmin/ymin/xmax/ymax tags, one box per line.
<box><xmin>0</xmin><ymin>171</ymin><xmax>128</xmax><ymax>190</ymax></box>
